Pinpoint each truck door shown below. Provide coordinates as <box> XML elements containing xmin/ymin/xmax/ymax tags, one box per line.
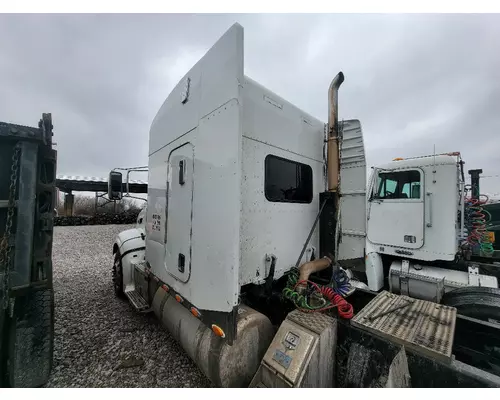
<box><xmin>367</xmin><ymin>168</ymin><xmax>425</xmax><ymax>249</ymax></box>
<box><xmin>165</xmin><ymin>143</ymin><xmax>194</xmax><ymax>282</ymax></box>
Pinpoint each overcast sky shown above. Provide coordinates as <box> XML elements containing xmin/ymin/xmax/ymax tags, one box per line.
<box><xmin>1</xmin><ymin>13</ymin><xmax>499</xmax><ymax>194</ymax></box>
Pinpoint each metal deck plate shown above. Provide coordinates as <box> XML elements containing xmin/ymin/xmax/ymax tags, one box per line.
<box><xmin>352</xmin><ymin>291</ymin><xmax>456</xmax><ymax>362</ymax></box>
<box><xmin>287</xmin><ymin>309</ymin><xmax>335</xmax><ymax>335</ymax></box>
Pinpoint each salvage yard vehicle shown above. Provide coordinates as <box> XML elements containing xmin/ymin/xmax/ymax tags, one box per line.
<box><xmin>111</xmin><ymin>24</ymin><xmax>500</xmax><ymax>387</ymax></box>
<box><xmin>0</xmin><ymin>114</ymin><xmax>56</xmax><ymax>388</ymax></box>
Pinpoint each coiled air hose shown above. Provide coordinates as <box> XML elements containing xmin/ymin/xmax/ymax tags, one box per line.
<box><xmin>282</xmin><ymin>267</ymin><xmax>354</xmax><ymax>319</ymax></box>
<box><xmin>464</xmin><ymin>194</ymin><xmax>494</xmax><ymax>256</ymax></box>
<box><xmin>332</xmin><ymin>268</ymin><xmax>351</xmax><ymax>297</ymax></box>
<box><xmin>319</xmin><ymin>285</ymin><xmax>354</xmax><ymax>319</ymax></box>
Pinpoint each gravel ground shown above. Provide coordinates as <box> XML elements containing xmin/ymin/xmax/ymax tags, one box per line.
<box><xmin>45</xmin><ymin>224</ymin><xmax>212</xmax><ymax>388</ymax></box>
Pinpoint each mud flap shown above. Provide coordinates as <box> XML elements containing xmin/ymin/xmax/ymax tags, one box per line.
<box><xmin>345</xmin><ymin>343</ymin><xmax>379</xmax><ymax>387</ymax></box>
<box><xmin>7</xmin><ymin>289</ymin><xmax>54</xmax><ymax>387</ymax></box>
<box><xmin>386</xmin><ymin>347</ymin><xmax>411</xmax><ymax>388</ymax></box>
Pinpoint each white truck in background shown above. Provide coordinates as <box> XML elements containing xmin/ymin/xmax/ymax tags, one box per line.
<box><xmin>109</xmin><ymin>24</ymin><xmax>500</xmax><ymax>388</ymax></box>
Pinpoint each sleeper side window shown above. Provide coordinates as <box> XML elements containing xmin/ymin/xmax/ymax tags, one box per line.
<box><xmin>265</xmin><ymin>155</ymin><xmax>313</xmax><ymax>203</ymax></box>
<box><xmin>376</xmin><ymin>170</ymin><xmax>421</xmax><ymax>199</ymax></box>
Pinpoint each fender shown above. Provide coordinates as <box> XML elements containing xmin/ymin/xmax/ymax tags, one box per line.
<box><xmin>364</xmin><ymin>241</ymin><xmax>384</xmax><ymax>291</ymax></box>
<box><xmin>113</xmin><ymin>227</ymin><xmax>146</xmax><ymax>291</ymax></box>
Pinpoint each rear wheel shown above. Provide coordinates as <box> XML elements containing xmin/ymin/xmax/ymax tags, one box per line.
<box><xmin>442</xmin><ymin>286</ymin><xmax>500</xmax><ymax>322</ymax></box>
<box><xmin>443</xmin><ymin>287</ymin><xmax>500</xmax><ymax>376</ymax></box>
<box><xmin>112</xmin><ymin>251</ymin><xmax>124</xmax><ymax>298</ymax></box>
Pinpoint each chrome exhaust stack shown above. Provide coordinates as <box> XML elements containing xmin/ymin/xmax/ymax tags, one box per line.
<box><xmin>327</xmin><ymin>72</ymin><xmax>344</xmax><ymax>192</ymax></box>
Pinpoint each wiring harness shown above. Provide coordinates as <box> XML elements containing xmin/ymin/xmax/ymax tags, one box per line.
<box><xmin>282</xmin><ymin>266</ymin><xmax>354</xmax><ymax>319</ymax></box>
<box><xmin>463</xmin><ymin>189</ymin><xmax>494</xmax><ymax>257</ymax></box>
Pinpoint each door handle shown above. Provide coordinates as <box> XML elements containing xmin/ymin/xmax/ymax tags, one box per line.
<box><xmin>179</xmin><ymin>159</ymin><xmax>186</xmax><ymax>185</ymax></box>
<box><xmin>178</xmin><ymin>253</ymin><xmax>185</xmax><ymax>273</ymax></box>
<box><xmin>426</xmin><ymin>192</ymin><xmax>432</xmax><ymax>227</ymax></box>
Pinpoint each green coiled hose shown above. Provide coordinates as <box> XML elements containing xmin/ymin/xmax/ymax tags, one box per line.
<box><xmin>282</xmin><ymin>267</ymin><xmax>326</xmax><ymax>310</ymax></box>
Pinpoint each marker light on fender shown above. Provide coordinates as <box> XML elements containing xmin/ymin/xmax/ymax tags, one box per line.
<box><xmin>175</xmin><ymin>294</ymin><xmax>183</xmax><ymax>303</ymax></box>
<box><xmin>190</xmin><ymin>307</ymin><xmax>201</xmax><ymax>318</ymax></box>
<box><xmin>211</xmin><ymin>324</ymin><xmax>225</xmax><ymax>338</ymax></box>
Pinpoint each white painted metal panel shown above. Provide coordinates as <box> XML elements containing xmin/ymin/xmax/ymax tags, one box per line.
<box><xmin>367</xmin><ymin>157</ymin><xmax>459</xmax><ymax>262</ymax></box>
<box><xmin>338</xmin><ymin>119</ymin><xmax>367</xmax><ymax>261</ymax></box>
<box><xmin>241</xmin><ymin>76</ymin><xmax>324</xmax><ymax>163</ymax></box>
<box><xmin>367</xmin><ymin>167</ymin><xmax>425</xmax><ymax>249</ymax></box>
<box><xmin>377</xmin><ymin>154</ymin><xmax>457</xmax><ymax>171</ymax></box>
<box><xmin>145</xmin><ymin>149</ymin><xmax>168</xmax><ymax>246</ymax></box>
<box><xmin>417</xmin><ymin>162</ymin><xmax>459</xmax><ymax>261</ymax></box>
<box><xmin>149</xmin><ymin>70</ymin><xmax>201</xmax><ymax>156</ymax></box>
<box><xmin>165</xmin><ymin>143</ymin><xmax>194</xmax><ymax>282</ymax></box>
<box><xmin>149</xmin><ymin>23</ymin><xmax>244</xmax><ymax>155</ymax></box>
<box><xmin>189</xmin><ymin>98</ymin><xmax>242</xmax><ymax>308</ymax></box>
<box><xmin>239</xmin><ymin>137</ymin><xmax>323</xmax><ymax>285</ymax></box>
<box><xmin>146</xmin><ymin>23</ymin><xmax>244</xmax><ymax>312</ymax></box>
<box><xmin>368</xmin><ymin>199</ymin><xmax>425</xmax><ymax>248</ymax></box>
<box><xmin>238</xmin><ymin>78</ymin><xmax>325</xmax><ymax>285</ymax></box>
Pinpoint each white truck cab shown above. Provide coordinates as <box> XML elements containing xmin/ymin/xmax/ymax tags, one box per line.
<box><xmin>365</xmin><ymin>153</ymin><xmax>498</xmax><ymax>297</ymax></box>
<box><xmin>109</xmin><ymin>23</ymin><xmax>500</xmax><ymax>388</ymax></box>
<box><xmin>368</xmin><ymin>154</ymin><xmax>460</xmax><ymax>262</ymax></box>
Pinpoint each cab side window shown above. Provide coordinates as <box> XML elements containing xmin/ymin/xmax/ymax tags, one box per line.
<box><xmin>376</xmin><ymin>170</ymin><xmax>421</xmax><ymax>199</ymax></box>
<box><xmin>265</xmin><ymin>155</ymin><xmax>313</xmax><ymax>203</ymax></box>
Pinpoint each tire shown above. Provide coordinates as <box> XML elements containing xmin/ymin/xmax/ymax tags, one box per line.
<box><xmin>112</xmin><ymin>251</ymin><xmax>125</xmax><ymax>298</ymax></box>
<box><xmin>6</xmin><ymin>289</ymin><xmax>54</xmax><ymax>388</ymax></box>
<box><xmin>442</xmin><ymin>286</ymin><xmax>500</xmax><ymax>322</ymax></box>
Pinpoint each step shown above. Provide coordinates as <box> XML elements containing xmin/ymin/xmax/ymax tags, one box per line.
<box><xmin>125</xmin><ymin>290</ymin><xmax>150</xmax><ymax>312</ymax></box>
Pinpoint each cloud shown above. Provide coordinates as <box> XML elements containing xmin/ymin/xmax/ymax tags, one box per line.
<box><xmin>0</xmin><ymin>13</ymin><xmax>499</xmax><ymax>193</ymax></box>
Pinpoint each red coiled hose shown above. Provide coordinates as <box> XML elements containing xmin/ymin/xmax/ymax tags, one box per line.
<box><xmin>320</xmin><ymin>286</ymin><xmax>354</xmax><ymax>319</ymax></box>
<box><xmin>293</xmin><ymin>280</ymin><xmax>354</xmax><ymax>319</ymax></box>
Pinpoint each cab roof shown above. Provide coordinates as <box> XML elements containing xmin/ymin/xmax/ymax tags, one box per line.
<box><xmin>377</xmin><ymin>153</ymin><xmax>460</xmax><ymax>171</ymax></box>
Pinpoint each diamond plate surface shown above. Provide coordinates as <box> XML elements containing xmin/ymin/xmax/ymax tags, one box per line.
<box><xmin>287</xmin><ymin>309</ymin><xmax>335</xmax><ymax>335</ymax></box>
<box><xmin>352</xmin><ymin>291</ymin><xmax>456</xmax><ymax>362</ymax></box>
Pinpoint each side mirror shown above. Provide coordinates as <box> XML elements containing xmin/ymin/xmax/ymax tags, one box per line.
<box><xmin>108</xmin><ymin>171</ymin><xmax>123</xmax><ymax>200</ymax></box>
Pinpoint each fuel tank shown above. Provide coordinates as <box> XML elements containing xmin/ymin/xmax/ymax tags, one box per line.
<box><xmin>389</xmin><ymin>260</ymin><xmax>498</xmax><ymax>301</ymax></box>
<box><xmin>152</xmin><ymin>288</ymin><xmax>275</xmax><ymax>387</ymax></box>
